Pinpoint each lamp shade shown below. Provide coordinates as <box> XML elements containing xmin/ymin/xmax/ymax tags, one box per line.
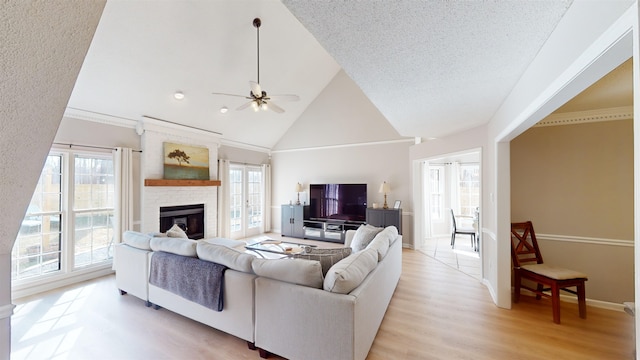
<box><xmin>295</xmin><ymin>182</ymin><xmax>303</xmax><ymax>192</ymax></box>
<box><xmin>379</xmin><ymin>181</ymin><xmax>390</xmax><ymax>194</ymax></box>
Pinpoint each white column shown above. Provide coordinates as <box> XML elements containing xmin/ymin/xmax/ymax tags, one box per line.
<box><xmin>0</xmin><ymin>253</ymin><xmax>15</xmax><ymax>360</ymax></box>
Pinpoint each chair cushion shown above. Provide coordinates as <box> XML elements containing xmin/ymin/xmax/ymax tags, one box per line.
<box><xmin>521</xmin><ymin>264</ymin><xmax>587</xmax><ymax>280</ymax></box>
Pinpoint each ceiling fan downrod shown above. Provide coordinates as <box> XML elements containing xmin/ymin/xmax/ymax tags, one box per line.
<box><xmin>253</xmin><ymin>18</ymin><xmax>261</xmax><ymax>85</ymax></box>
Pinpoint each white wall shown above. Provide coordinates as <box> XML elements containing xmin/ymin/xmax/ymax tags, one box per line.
<box><xmin>486</xmin><ymin>1</ymin><xmax>635</xmax><ymax>308</ymax></box>
<box><xmin>272</xmin><ymin>69</ymin><xmax>414</xmax><ymax>247</ymax></box>
<box><xmin>272</xmin><ymin>140</ymin><xmax>413</xmax><ymax>246</ymax></box>
<box><xmin>0</xmin><ymin>2</ymin><xmax>105</xmax><ymax>359</ymax></box>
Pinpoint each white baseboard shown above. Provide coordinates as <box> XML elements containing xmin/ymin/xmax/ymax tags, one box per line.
<box><xmin>519</xmin><ymin>289</ymin><xmax>626</xmax><ymax>312</ymax></box>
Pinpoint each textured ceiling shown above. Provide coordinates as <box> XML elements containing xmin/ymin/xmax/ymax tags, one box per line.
<box><xmin>282</xmin><ymin>0</ymin><xmax>573</xmax><ymax>139</ymax></box>
<box><xmin>67</xmin><ymin>0</ymin><xmax>599</xmax><ymax>149</ymax></box>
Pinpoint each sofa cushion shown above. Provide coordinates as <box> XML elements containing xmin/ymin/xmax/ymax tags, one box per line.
<box><xmin>365</xmin><ymin>235</ymin><xmax>389</xmax><ymax>261</ymax></box>
<box><xmin>379</xmin><ymin>225</ymin><xmax>399</xmax><ymax>246</ymax></box>
<box><xmin>350</xmin><ymin>224</ymin><xmax>383</xmax><ymax>252</ymax></box>
<box><xmin>293</xmin><ymin>247</ymin><xmax>352</xmax><ymax>276</ymax></box>
<box><xmin>166</xmin><ymin>224</ymin><xmax>188</xmax><ymax>238</ymax></box>
<box><xmin>252</xmin><ymin>258</ymin><xmax>323</xmax><ymax>288</ymax></box>
<box><xmin>203</xmin><ymin>237</ymin><xmax>247</xmax><ymax>250</ymax></box>
<box><xmin>122</xmin><ymin>231</ymin><xmax>152</xmax><ymax>250</ymax></box>
<box><xmin>196</xmin><ymin>242</ymin><xmax>254</xmax><ymax>273</ymax></box>
<box><xmin>324</xmin><ymin>248</ymin><xmax>378</xmax><ymax>294</ymax></box>
<box><xmin>150</xmin><ymin>237</ymin><xmax>197</xmax><ymax>257</ymax></box>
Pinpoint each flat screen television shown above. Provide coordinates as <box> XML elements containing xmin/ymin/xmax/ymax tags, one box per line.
<box><xmin>308</xmin><ymin>183</ymin><xmax>367</xmax><ymax>222</ymax></box>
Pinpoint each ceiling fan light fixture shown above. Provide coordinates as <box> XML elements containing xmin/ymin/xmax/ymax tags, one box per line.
<box><xmin>251</xmin><ymin>101</ymin><xmax>259</xmax><ymax>112</ymax></box>
<box><xmin>261</xmin><ymin>102</ymin><xmax>268</xmax><ymax>111</ymax></box>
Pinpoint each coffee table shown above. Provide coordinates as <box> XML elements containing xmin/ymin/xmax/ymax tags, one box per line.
<box><xmin>245</xmin><ymin>239</ymin><xmax>317</xmax><ymax>258</ymax></box>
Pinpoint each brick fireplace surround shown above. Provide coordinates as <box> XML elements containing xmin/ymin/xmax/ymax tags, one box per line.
<box><xmin>140</xmin><ymin>123</ymin><xmax>220</xmax><ymax>238</ymax></box>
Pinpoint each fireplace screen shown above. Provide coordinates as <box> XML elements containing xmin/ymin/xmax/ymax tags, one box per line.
<box><xmin>159</xmin><ymin>204</ymin><xmax>205</xmax><ymax>239</ymax></box>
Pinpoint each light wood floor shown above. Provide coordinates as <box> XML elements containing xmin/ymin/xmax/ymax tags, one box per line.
<box><xmin>11</xmin><ymin>248</ymin><xmax>634</xmax><ymax>359</ymax></box>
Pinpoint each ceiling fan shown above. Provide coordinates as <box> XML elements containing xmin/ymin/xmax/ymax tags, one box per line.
<box><xmin>212</xmin><ymin>18</ymin><xmax>299</xmax><ymax>114</ymax></box>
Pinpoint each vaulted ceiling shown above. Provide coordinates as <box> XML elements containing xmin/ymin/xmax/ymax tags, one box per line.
<box><xmin>67</xmin><ymin>0</ymin><xmax>629</xmax><ymax>150</ymax></box>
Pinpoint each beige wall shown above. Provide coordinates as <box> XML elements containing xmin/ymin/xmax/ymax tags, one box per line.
<box><xmin>510</xmin><ymin>119</ymin><xmax>633</xmax><ymax>303</ymax></box>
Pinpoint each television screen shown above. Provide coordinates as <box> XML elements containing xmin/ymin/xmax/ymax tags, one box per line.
<box><xmin>308</xmin><ymin>184</ymin><xmax>367</xmax><ymax>222</ymax></box>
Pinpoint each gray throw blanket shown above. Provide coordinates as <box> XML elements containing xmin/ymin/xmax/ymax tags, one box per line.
<box><xmin>149</xmin><ymin>251</ymin><xmax>227</xmax><ymax>311</ymax></box>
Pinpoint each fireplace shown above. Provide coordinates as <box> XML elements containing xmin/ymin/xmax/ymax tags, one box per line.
<box><xmin>159</xmin><ymin>204</ymin><xmax>205</xmax><ymax>239</ymax></box>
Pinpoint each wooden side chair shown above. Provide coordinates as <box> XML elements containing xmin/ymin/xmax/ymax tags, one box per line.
<box><xmin>510</xmin><ymin>221</ymin><xmax>588</xmax><ymax>324</ymax></box>
<box><xmin>450</xmin><ymin>209</ymin><xmax>476</xmax><ymax>250</ymax></box>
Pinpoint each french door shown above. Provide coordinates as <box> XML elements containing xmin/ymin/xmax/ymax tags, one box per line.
<box><xmin>229</xmin><ymin>164</ymin><xmax>264</xmax><ymax>239</ymax></box>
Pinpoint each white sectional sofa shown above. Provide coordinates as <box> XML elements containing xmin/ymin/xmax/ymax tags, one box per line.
<box><xmin>113</xmin><ymin>225</ymin><xmax>402</xmax><ymax>359</ymax></box>
<box><xmin>115</xmin><ymin>232</ymin><xmax>258</xmax><ymax>347</ymax></box>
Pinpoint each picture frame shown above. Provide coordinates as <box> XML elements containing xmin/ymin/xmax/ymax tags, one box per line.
<box><xmin>393</xmin><ymin>200</ymin><xmax>401</xmax><ymax>209</ymax></box>
<box><xmin>163</xmin><ymin>142</ymin><xmax>210</xmax><ymax>180</ymax></box>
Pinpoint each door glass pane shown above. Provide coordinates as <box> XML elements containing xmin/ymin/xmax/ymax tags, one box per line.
<box><xmin>73</xmin><ymin>155</ymin><xmax>114</xmax><ymax>268</ymax></box>
<box><xmin>229</xmin><ymin>167</ymin><xmax>243</xmax><ymax>232</ymax></box>
<box><xmin>12</xmin><ymin>154</ymin><xmax>63</xmax><ymax>280</ymax></box>
<box><xmin>459</xmin><ymin>164</ymin><xmax>480</xmax><ymax>216</ymax></box>
<box><xmin>247</xmin><ymin>168</ymin><xmax>262</xmax><ymax>229</ymax></box>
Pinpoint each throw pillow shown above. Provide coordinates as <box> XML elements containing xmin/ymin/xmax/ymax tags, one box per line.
<box><xmin>365</xmin><ymin>235</ymin><xmax>389</xmax><ymax>261</ymax></box>
<box><xmin>252</xmin><ymin>258</ymin><xmax>323</xmax><ymax>288</ymax></box>
<box><xmin>166</xmin><ymin>224</ymin><xmax>188</xmax><ymax>238</ymax></box>
<box><xmin>324</xmin><ymin>248</ymin><xmax>378</xmax><ymax>294</ymax></box>
<box><xmin>196</xmin><ymin>242</ymin><xmax>254</xmax><ymax>273</ymax></box>
<box><xmin>350</xmin><ymin>224</ymin><xmax>383</xmax><ymax>252</ymax></box>
<box><xmin>293</xmin><ymin>247</ymin><xmax>352</xmax><ymax>276</ymax></box>
<box><xmin>122</xmin><ymin>231</ymin><xmax>152</xmax><ymax>250</ymax></box>
<box><xmin>150</xmin><ymin>236</ymin><xmax>198</xmax><ymax>257</ymax></box>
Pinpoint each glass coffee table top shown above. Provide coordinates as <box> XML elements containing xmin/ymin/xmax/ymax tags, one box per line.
<box><xmin>245</xmin><ymin>239</ymin><xmax>317</xmax><ymax>257</ymax></box>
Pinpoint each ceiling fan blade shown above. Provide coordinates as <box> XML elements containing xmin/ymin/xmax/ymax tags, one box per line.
<box><xmin>250</xmin><ymin>81</ymin><xmax>262</xmax><ymax>98</ymax></box>
<box><xmin>212</xmin><ymin>92</ymin><xmax>249</xmax><ymax>99</ymax></box>
<box><xmin>267</xmin><ymin>94</ymin><xmax>300</xmax><ymax>102</ymax></box>
<box><xmin>267</xmin><ymin>101</ymin><xmax>285</xmax><ymax>113</ymax></box>
<box><xmin>236</xmin><ymin>101</ymin><xmax>254</xmax><ymax>111</ymax></box>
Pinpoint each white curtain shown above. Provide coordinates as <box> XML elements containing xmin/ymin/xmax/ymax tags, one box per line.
<box><xmin>449</xmin><ymin>161</ymin><xmax>461</xmax><ymax>215</ymax></box>
<box><xmin>262</xmin><ymin>163</ymin><xmax>271</xmax><ymax>233</ymax></box>
<box><xmin>113</xmin><ymin>147</ymin><xmax>133</xmax><ymax>243</ymax></box>
<box><xmin>217</xmin><ymin>159</ymin><xmax>231</xmax><ymax>238</ymax></box>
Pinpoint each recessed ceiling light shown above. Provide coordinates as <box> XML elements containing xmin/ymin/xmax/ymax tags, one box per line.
<box><xmin>173</xmin><ymin>91</ymin><xmax>185</xmax><ymax>100</ymax></box>
<box><xmin>220</xmin><ymin>106</ymin><xmax>228</xmax><ymax>114</ymax></box>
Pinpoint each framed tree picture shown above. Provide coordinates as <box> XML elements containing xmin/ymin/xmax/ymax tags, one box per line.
<box><xmin>163</xmin><ymin>142</ymin><xmax>210</xmax><ymax>180</ymax></box>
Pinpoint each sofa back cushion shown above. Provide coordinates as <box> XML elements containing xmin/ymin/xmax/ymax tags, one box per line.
<box><xmin>150</xmin><ymin>237</ymin><xmax>197</xmax><ymax>257</ymax></box>
<box><xmin>293</xmin><ymin>247</ymin><xmax>352</xmax><ymax>276</ymax></box>
<box><xmin>366</xmin><ymin>235</ymin><xmax>389</xmax><ymax>261</ymax></box>
<box><xmin>252</xmin><ymin>258</ymin><xmax>323</xmax><ymax>288</ymax></box>
<box><xmin>350</xmin><ymin>224</ymin><xmax>383</xmax><ymax>252</ymax></box>
<box><xmin>323</xmin><ymin>248</ymin><xmax>378</xmax><ymax>294</ymax></box>
<box><xmin>122</xmin><ymin>231</ymin><xmax>152</xmax><ymax>250</ymax></box>
<box><xmin>196</xmin><ymin>242</ymin><xmax>254</xmax><ymax>273</ymax></box>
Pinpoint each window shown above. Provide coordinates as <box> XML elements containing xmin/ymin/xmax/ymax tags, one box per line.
<box><xmin>11</xmin><ymin>151</ymin><xmax>115</xmax><ymax>283</ymax></box>
<box><xmin>12</xmin><ymin>155</ymin><xmax>62</xmax><ymax>280</ymax></box>
<box><xmin>459</xmin><ymin>163</ymin><xmax>480</xmax><ymax>216</ymax></box>
<box><xmin>73</xmin><ymin>155</ymin><xmax>115</xmax><ymax>268</ymax></box>
<box><xmin>428</xmin><ymin>165</ymin><xmax>444</xmax><ymax>220</ymax></box>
